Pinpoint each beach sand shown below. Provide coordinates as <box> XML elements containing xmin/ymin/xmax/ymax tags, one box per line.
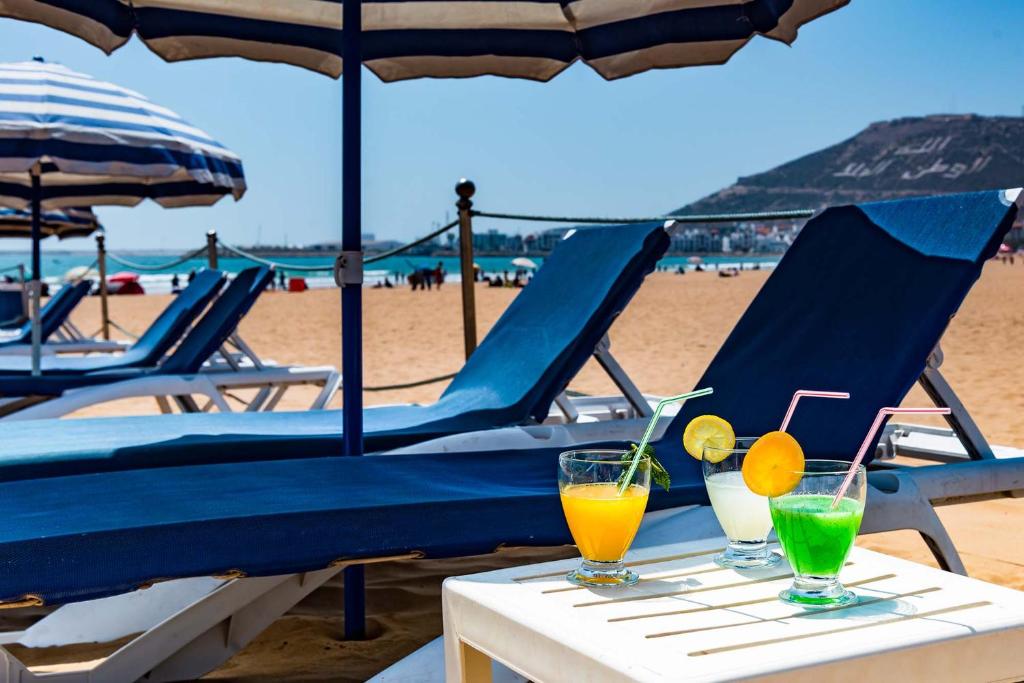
<box><xmin>13</xmin><ymin>262</ymin><xmax>1024</xmax><ymax>680</ymax></box>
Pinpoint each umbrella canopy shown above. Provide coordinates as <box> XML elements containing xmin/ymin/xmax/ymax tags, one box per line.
<box><xmin>0</xmin><ymin>206</ymin><xmax>100</xmax><ymax>239</ymax></box>
<box><xmin>0</xmin><ymin>60</ymin><xmax>246</xmax><ymax>209</ymax></box>
<box><xmin>0</xmin><ymin>57</ymin><xmax>246</xmax><ymax>373</ymax></box>
<box><xmin>0</xmin><ymin>1</ymin><xmax>848</xmax><ymax>81</ymax></box>
<box><xmin>0</xmin><ymin>0</ymin><xmax>846</xmax><ymax>635</ymax></box>
<box><xmin>511</xmin><ymin>256</ymin><xmax>538</xmax><ymax>269</ymax></box>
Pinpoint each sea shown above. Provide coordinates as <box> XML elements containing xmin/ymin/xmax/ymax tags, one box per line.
<box><xmin>0</xmin><ymin>253</ymin><xmax>781</xmax><ymax>295</ymax></box>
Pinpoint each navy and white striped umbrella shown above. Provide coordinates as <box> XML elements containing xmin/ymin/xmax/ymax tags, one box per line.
<box><xmin>0</xmin><ymin>1</ymin><xmax>848</xmax><ymax>81</ymax></box>
<box><xmin>0</xmin><ymin>58</ymin><xmax>246</xmax><ymax>373</ymax></box>
<box><xmin>0</xmin><ymin>206</ymin><xmax>100</xmax><ymax>239</ymax></box>
<box><xmin>0</xmin><ymin>60</ymin><xmax>246</xmax><ymax>209</ymax></box>
<box><xmin>0</xmin><ymin>0</ymin><xmax>845</xmax><ymax>631</ymax></box>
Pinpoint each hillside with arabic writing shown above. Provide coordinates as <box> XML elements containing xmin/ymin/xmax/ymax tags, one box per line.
<box><xmin>674</xmin><ymin>115</ymin><xmax>1024</xmax><ymax>215</ymax></box>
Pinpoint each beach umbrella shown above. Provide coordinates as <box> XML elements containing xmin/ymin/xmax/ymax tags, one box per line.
<box><xmin>0</xmin><ymin>58</ymin><xmax>245</xmax><ymax>374</ymax></box>
<box><xmin>0</xmin><ymin>207</ymin><xmax>100</xmax><ymax>240</ymax></box>
<box><xmin>511</xmin><ymin>257</ymin><xmax>538</xmax><ymax>270</ymax></box>
<box><xmin>0</xmin><ymin>0</ymin><xmax>847</xmax><ymax>635</ymax></box>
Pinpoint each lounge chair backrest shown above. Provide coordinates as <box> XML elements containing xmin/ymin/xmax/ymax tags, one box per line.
<box><xmin>667</xmin><ymin>190</ymin><xmax>1019</xmax><ymax>467</ymax></box>
<box><xmin>437</xmin><ymin>222</ymin><xmax>669</xmax><ymax>426</ymax></box>
<box><xmin>158</xmin><ymin>267</ymin><xmax>272</xmax><ymax>375</ymax></box>
<box><xmin>37</xmin><ymin>279</ymin><xmax>91</xmax><ymax>342</ymax></box>
<box><xmin>118</xmin><ymin>269</ymin><xmax>225</xmax><ymax>366</ymax></box>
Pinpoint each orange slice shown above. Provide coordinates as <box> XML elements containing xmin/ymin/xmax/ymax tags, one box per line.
<box><xmin>741</xmin><ymin>431</ymin><xmax>805</xmax><ymax>497</ymax></box>
<box><xmin>682</xmin><ymin>415</ymin><xmax>735</xmax><ymax>461</ymax></box>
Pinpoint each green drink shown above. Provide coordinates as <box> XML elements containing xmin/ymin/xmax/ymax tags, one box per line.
<box><xmin>769</xmin><ymin>460</ymin><xmax>867</xmax><ymax>607</ymax></box>
<box><xmin>770</xmin><ymin>495</ymin><xmax>863</xmax><ymax>576</ymax></box>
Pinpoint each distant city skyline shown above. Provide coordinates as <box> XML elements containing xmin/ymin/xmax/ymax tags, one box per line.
<box><xmin>0</xmin><ymin>2</ymin><xmax>1022</xmax><ymax>251</ymax></box>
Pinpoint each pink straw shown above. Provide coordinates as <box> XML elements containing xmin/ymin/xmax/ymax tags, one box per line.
<box><xmin>779</xmin><ymin>390</ymin><xmax>850</xmax><ymax>432</ymax></box>
<box><xmin>831</xmin><ymin>406</ymin><xmax>951</xmax><ymax>508</ymax></box>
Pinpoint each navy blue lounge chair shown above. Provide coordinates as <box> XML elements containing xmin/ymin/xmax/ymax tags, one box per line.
<box><xmin>0</xmin><ymin>267</ymin><xmax>273</xmax><ymax>416</ymax></box>
<box><xmin>0</xmin><ymin>279</ymin><xmax>91</xmax><ymax>347</ymax></box>
<box><xmin>0</xmin><ymin>269</ymin><xmax>224</xmax><ymax>374</ymax></box>
<box><xmin>0</xmin><ymin>221</ymin><xmax>669</xmax><ymax>441</ymax></box>
<box><xmin>0</xmin><ymin>192</ymin><xmax>1015</xmax><ymax>480</ymax></box>
<box><xmin>0</xmin><ymin>192</ymin><xmax>1018</xmax><ymax>683</ymax></box>
<box><xmin>0</xmin><ymin>191</ymin><xmax>1017</xmax><ymax>595</ymax></box>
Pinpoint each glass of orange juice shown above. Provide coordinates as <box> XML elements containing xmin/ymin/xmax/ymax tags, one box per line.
<box><xmin>558</xmin><ymin>449</ymin><xmax>651</xmax><ymax>587</ymax></box>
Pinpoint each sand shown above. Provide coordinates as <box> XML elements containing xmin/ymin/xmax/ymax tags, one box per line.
<box><xmin>15</xmin><ymin>262</ymin><xmax>1024</xmax><ymax>680</ymax></box>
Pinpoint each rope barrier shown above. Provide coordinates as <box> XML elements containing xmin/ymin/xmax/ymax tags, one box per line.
<box><xmin>471</xmin><ymin>209</ymin><xmax>815</xmax><ymax>224</ymax></box>
<box><xmin>216</xmin><ymin>240</ymin><xmax>334</xmax><ymax>272</ymax></box>
<box><xmin>365</xmin><ymin>219</ymin><xmax>459</xmax><ymax>264</ymax></box>
<box><xmin>66</xmin><ymin>260</ymin><xmax>99</xmax><ymax>283</ymax></box>
<box><xmin>215</xmin><ymin>219</ymin><xmax>460</xmax><ymax>272</ymax></box>
<box><xmin>365</xmin><ymin>371</ymin><xmax>457</xmax><ymax>391</ymax></box>
<box><xmin>107</xmin><ymin>247</ymin><xmax>208</xmax><ymax>272</ymax></box>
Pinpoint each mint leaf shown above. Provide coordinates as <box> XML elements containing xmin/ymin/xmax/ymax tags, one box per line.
<box><xmin>619</xmin><ymin>443</ymin><xmax>671</xmax><ymax>493</ymax></box>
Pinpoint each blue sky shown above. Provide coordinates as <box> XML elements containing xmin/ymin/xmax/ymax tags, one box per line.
<box><xmin>1</xmin><ymin>1</ymin><xmax>1022</xmax><ymax>250</ymax></box>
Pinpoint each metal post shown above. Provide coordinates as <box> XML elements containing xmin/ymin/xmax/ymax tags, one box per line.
<box><xmin>206</xmin><ymin>230</ymin><xmax>219</xmax><ymax>269</ymax></box>
<box><xmin>341</xmin><ymin>0</ymin><xmax>366</xmax><ymax>642</ymax></box>
<box><xmin>96</xmin><ymin>233</ymin><xmax>110</xmax><ymax>340</ymax></box>
<box><xmin>29</xmin><ymin>166</ymin><xmax>42</xmax><ymax>376</ymax></box>
<box><xmin>456</xmin><ymin>179</ymin><xmax>478</xmax><ymax>358</ymax></box>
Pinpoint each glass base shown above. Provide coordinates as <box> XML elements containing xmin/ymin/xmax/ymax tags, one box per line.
<box><xmin>779</xmin><ymin>576</ymin><xmax>857</xmax><ymax>607</ymax></box>
<box><xmin>713</xmin><ymin>541</ymin><xmax>781</xmax><ymax>569</ymax></box>
<box><xmin>566</xmin><ymin>559</ymin><xmax>639</xmax><ymax>587</ymax></box>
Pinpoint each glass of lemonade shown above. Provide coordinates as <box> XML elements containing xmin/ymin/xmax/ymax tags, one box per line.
<box><xmin>703</xmin><ymin>438</ymin><xmax>781</xmax><ymax>568</ymax></box>
<box><xmin>558</xmin><ymin>450</ymin><xmax>650</xmax><ymax>587</ymax></box>
<box><xmin>770</xmin><ymin>460</ymin><xmax>866</xmax><ymax>606</ymax></box>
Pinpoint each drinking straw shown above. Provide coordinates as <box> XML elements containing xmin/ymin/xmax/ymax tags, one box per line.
<box><xmin>616</xmin><ymin>387</ymin><xmax>713</xmax><ymax>495</ymax></box>
<box><xmin>779</xmin><ymin>390</ymin><xmax>851</xmax><ymax>432</ymax></box>
<box><xmin>831</xmin><ymin>406</ymin><xmax>951</xmax><ymax>508</ymax></box>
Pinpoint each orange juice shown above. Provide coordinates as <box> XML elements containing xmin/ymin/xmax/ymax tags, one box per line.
<box><xmin>560</xmin><ymin>483</ymin><xmax>648</xmax><ymax>561</ymax></box>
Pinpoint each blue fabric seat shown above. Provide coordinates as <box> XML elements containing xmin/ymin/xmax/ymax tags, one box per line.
<box><xmin>0</xmin><ymin>266</ymin><xmax>272</xmax><ymax>401</ymax></box>
<box><xmin>0</xmin><ymin>270</ymin><xmax>224</xmax><ymax>374</ymax></box>
<box><xmin>0</xmin><ymin>222</ymin><xmax>668</xmax><ymax>448</ymax></box>
<box><xmin>0</xmin><ymin>191</ymin><xmax>1015</xmax><ymax>606</ymax></box>
<box><xmin>0</xmin><ymin>279</ymin><xmax>91</xmax><ymax>346</ymax></box>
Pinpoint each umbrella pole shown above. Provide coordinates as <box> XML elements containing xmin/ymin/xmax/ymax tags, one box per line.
<box><xmin>341</xmin><ymin>0</ymin><xmax>367</xmax><ymax>641</ymax></box>
<box><xmin>29</xmin><ymin>166</ymin><xmax>42</xmax><ymax>376</ymax></box>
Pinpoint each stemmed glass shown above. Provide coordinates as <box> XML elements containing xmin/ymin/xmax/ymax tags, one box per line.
<box><xmin>558</xmin><ymin>450</ymin><xmax>651</xmax><ymax>587</ymax></box>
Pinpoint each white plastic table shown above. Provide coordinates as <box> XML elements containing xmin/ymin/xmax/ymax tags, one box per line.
<box><xmin>442</xmin><ymin>539</ymin><xmax>1024</xmax><ymax>682</ymax></box>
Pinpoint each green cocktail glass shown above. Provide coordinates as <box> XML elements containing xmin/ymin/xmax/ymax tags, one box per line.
<box><xmin>770</xmin><ymin>460</ymin><xmax>866</xmax><ymax>607</ymax></box>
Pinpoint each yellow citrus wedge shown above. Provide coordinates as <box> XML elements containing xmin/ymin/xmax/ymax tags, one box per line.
<box><xmin>741</xmin><ymin>431</ymin><xmax>805</xmax><ymax>497</ymax></box>
<box><xmin>682</xmin><ymin>415</ymin><xmax>735</xmax><ymax>461</ymax></box>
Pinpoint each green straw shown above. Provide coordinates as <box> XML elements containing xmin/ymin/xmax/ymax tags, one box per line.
<box><xmin>616</xmin><ymin>387</ymin><xmax>714</xmax><ymax>495</ymax></box>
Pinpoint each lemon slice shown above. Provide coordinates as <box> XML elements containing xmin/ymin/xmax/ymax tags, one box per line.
<box><xmin>741</xmin><ymin>431</ymin><xmax>805</xmax><ymax>497</ymax></box>
<box><xmin>682</xmin><ymin>415</ymin><xmax>735</xmax><ymax>461</ymax></box>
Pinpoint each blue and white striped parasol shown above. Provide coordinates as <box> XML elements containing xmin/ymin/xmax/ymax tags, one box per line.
<box><xmin>0</xmin><ymin>206</ymin><xmax>100</xmax><ymax>239</ymax></box>
<box><xmin>0</xmin><ymin>1</ymin><xmax>847</xmax><ymax>81</ymax></box>
<box><xmin>0</xmin><ymin>58</ymin><xmax>246</xmax><ymax>373</ymax></box>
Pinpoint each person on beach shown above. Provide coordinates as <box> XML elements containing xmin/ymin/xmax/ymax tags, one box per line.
<box><xmin>188</xmin><ymin>269</ymin><xmax>196</xmax><ymax>283</ymax></box>
<box><xmin>278</xmin><ymin>271</ymin><xmax>287</xmax><ymax>290</ymax></box>
<box><xmin>171</xmin><ymin>273</ymin><xmax>181</xmax><ymax>293</ymax></box>
<box><xmin>433</xmin><ymin>262</ymin><xmax>445</xmax><ymax>290</ymax></box>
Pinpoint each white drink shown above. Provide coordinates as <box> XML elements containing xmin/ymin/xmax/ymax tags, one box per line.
<box><xmin>705</xmin><ymin>470</ymin><xmax>773</xmax><ymax>541</ymax></box>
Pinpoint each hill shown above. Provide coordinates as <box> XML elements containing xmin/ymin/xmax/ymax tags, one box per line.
<box><xmin>674</xmin><ymin>114</ymin><xmax>1024</xmax><ymax>215</ymax></box>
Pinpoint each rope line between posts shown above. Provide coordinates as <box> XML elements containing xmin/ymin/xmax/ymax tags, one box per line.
<box><xmin>216</xmin><ymin>240</ymin><xmax>334</xmax><ymax>272</ymax></box>
<box><xmin>66</xmin><ymin>260</ymin><xmax>99</xmax><ymax>283</ymax></box>
<box><xmin>215</xmin><ymin>219</ymin><xmax>461</xmax><ymax>272</ymax></box>
<box><xmin>365</xmin><ymin>372</ymin><xmax>457</xmax><ymax>391</ymax></box>
<box><xmin>471</xmin><ymin>209</ymin><xmax>816</xmax><ymax>225</ymax></box>
<box><xmin>106</xmin><ymin>247</ymin><xmax>208</xmax><ymax>271</ymax></box>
